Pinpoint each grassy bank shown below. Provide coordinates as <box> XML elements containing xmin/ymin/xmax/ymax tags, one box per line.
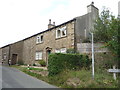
<box><xmin>11</xmin><ymin>65</ymin><xmax>119</xmax><ymax>88</ymax></box>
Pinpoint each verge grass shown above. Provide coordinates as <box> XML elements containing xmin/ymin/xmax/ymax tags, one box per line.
<box><xmin>11</xmin><ymin>65</ymin><xmax>119</xmax><ymax>88</ymax></box>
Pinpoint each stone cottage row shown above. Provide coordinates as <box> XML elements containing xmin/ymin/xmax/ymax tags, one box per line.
<box><xmin>0</xmin><ymin>2</ymin><xmax>99</xmax><ymax>65</ymax></box>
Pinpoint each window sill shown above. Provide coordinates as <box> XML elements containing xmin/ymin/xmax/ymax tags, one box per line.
<box><xmin>36</xmin><ymin>42</ymin><xmax>43</xmax><ymax>45</ymax></box>
<box><xmin>35</xmin><ymin>59</ymin><xmax>42</xmax><ymax>61</ymax></box>
<box><xmin>55</xmin><ymin>36</ymin><xmax>67</xmax><ymax>40</ymax></box>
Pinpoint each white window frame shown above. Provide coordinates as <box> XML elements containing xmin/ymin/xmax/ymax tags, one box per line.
<box><xmin>36</xmin><ymin>35</ymin><xmax>43</xmax><ymax>44</ymax></box>
<box><xmin>60</xmin><ymin>48</ymin><xmax>67</xmax><ymax>53</ymax></box>
<box><xmin>61</xmin><ymin>26</ymin><xmax>67</xmax><ymax>37</ymax></box>
<box><xmin>55</xmin><ymin>48</ymin><xmax>67</xmax><ymax>53</ymax></box>
<box><xmin>55</xmin><ymin>49</ymin><xmax>61</xmax><ymax>53</ymax></box>
<box><xmin>56</xmin><ymin>26</ymin><xmax>67</xmax><ymax>38</ymax></box>
<box><xmin>35</xmin><ymin>51</ymin><xmax>42</xmax><ymax>60</ymax></box>
<box><xmin>56</xmin><ymin>29</ymin><xmax>61</xmax><ymax>38</ymax></box>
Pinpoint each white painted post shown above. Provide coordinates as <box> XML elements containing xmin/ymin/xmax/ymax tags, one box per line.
<box><xmin>27</xmin><ymin>64</ymin><xmax>30</xmax><ymax>70</ymax></box>
<box><xmin>91</xmin><ymin>33</ymin><xmax>94</xmax><ymax>80</ymax></box>
<box><xmin>113</xmin><ymin>66</ymin><xmax>116</xmax><ymax>80</ymax></box>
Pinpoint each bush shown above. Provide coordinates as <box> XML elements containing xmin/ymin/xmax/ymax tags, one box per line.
<box><xmin>48</xmin><ymin>53</ymin><xmax>91</xmax><ymax>76</ymax></box>
<box><xmin>39</xmin><ymin>60</ymin><xmax>46</xmax><ymax>67</ymax></box>
<box><xmin>66</xmin><ymin>48</ymin><xmax>76</xmax><ymax>54</ymax></box>
<box><xmin>33</xmin><ymin>63</ymin><xmax>36</xmax><ymax>66</ymax></box>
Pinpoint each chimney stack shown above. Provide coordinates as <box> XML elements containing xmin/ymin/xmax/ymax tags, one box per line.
<box><xmin>53</xmin><ymin>22</ymin><xmax>55</xmax><ymax>26</ymax></box>
<box><xmin>48</xmin><ymin>19</ymin><xmax>55</xmax><ymax>29</ymax></box>
<box><xmin>87</xmin><ymin>2</ymin><xmax>98</xmax><ymax>13</ymax></box>
<box><xmin>49</xmin><ymin>19</ymin><xmax>51</xmax><ymax>24</ymax></box>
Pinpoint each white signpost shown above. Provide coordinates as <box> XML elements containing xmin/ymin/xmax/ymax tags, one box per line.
<box><xmin>108</xmin><ymin>66</ymin><xmax>120</xmax><ymax>80</ymax></box>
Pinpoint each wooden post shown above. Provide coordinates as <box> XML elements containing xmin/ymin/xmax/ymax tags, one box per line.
<box><xmin>113</xmin><ymin>66</ymin><xmax>116</xmax><ymax>80</ymax></box>
<box><xmin>108</xmin><ymin>66</ymin><xmax>120</xmax><ymax>80</ymax></box>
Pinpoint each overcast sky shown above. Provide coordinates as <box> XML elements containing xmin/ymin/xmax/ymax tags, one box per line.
<box><xmin>0</xmin><ymin>0</ymin><xmax>119</xmax><ymax>47</ymax></box>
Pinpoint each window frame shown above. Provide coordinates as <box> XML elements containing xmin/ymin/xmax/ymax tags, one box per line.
<box><xmin>56</xmin><ymin>26</ymin><xmax>67</xmax><ymax>39</ymax></box>
<box><xmin>36</xmin><ymin>35</ymin><xmax>43</xmax><ymax>44</ymax></box>
<box><xmin>35</xmin><ymin>51</ymin><xmax>43</xmax><ymax>60</ymax></box>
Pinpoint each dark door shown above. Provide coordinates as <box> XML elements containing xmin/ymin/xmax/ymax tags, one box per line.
<box><xmin>46</xmin><ymin>50</ymin><xmax>51</xmax><ymax>66</ymax></box>
<box><xmin>12</xmin><ymin>54</ymin><xmax>17</xmax><ymax>65</ymax></box>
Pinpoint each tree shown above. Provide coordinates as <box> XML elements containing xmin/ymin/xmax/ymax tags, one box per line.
<box><xmin>93</xmin><ymin>8</ymin><xmax>120</xmax><ymax>57</ymax></box>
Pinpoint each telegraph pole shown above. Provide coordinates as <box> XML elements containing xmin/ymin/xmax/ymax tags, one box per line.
<box><xmin>91</xmin><ymin>33</ymin><xmax>94</xmax><ymax>80</ymax></box>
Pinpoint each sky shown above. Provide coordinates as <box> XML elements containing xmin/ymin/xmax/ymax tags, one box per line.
<box><xmin>0</xmin><ymin>0</ymin><xmax>119</xmax><ymax>47</ymax></box>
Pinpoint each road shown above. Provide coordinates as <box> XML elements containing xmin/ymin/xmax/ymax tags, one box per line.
<box><xmin>0</xmin><ymin>65</ymin><xmax>57</xmax><ymax>89</ymax></box>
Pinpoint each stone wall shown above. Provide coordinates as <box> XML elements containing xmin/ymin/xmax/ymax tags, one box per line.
<box><xmin>2</xmin><ymin>45</ymin><xmax>10</xmax><ymax>65</ymax></box>
<box><xmin>23</xmin><ymin>36</ymin><xmax>36</xmax><ymax>65</ymax></box>
<box><xmin>10</xmin><ymin>41</ymin><xmax>24</xmax><ymax>65</ymax></box>
<box><xmin>77</xmin><ymin>43</ymin><xmax>108</xmax><ymax>53</ymax></box>
<box><xmin>0</xmin><ymin>48</ymin><xmax>2</xmax><ymax>64</ymax></box>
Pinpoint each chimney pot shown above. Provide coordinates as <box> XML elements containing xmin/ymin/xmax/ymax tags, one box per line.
<box><xmin>49</xmin><ymin>19</ymin><xmax>51</xmax><ymax>24</ymax></box>
<box><xmin>53</xmin><ymin>22</ymin><xmax>55</xmax><ymax>25</ymax></box>
<box><xmin>91</xmin><ymin>2</ymin><xmax>94</xmax><ymax>5</ymax></box>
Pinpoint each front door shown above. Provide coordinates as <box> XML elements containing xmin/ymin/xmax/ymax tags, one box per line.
<box><xmin>46</xmin><ymin>47</ymin><xmax>52</xmax><ymax>66</ymax></box>
<box><xmin>12</xmin><ymin>54</ymin><xmax>18</xmax><ymax>65</ymax></box>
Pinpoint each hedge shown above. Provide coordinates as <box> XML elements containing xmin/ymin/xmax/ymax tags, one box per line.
<box><xmin>48</xmin><ymin>53</ymin><xmax>91</xmax><ymax>76</ymax></box>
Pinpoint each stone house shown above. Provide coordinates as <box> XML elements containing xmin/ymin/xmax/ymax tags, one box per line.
<box><xmin>0</xmin><ymin>2</ymin><xmax>100</xmax><ymax>65</ymax></box>
<box><xmin>0</xmin><ymin>40</ymin><xmax>24</xmax><ymax>65</ymax></box>
<box><xmin>1</xmin><ymin>45</ymin><xmax>10</xmax><ymax>65</ymax></box>
<box><xmin>0</xmin><ymin>48</ymin><xmax>2</xmax><ymax>64</ymax></box>
<box><xmin>9</xmin><ymin>41</ymin><xmax>24</xmax><ymax>65</ymax></box>
<box><xmin>22</xmin><ymin>2</ymin><xmax>99</xmax><ymax>65</ymax></box>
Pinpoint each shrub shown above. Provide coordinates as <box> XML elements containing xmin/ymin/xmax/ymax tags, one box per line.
<box><xmin>39</xmin><ymin>60</ymin><xmax>46</xmax><ymax>67</ymax></box>
<box><xmin>33</xmin><ymin>63</ymin><xmax>36</xmax><ymax>66</ymax></box>
<box><xmin>67</xmin><ymin>48</ymin><xmax>76</xmax><ymax>54</ymax></box>
<box><xmin>48</xmin><ymin>53</ymin><xmax>91</xmax><ymax>76</ymax></box>
<box><xmin>82</xmin><ymin>38</ymin><xmax>91</xmax><ymax>43</ymax></box>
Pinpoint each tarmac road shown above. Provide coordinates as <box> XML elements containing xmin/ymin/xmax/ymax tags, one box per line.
<box><xmin>0</xmin><ymin>65</ymin><xmax>57</xmax><ymax>89</ymax></box>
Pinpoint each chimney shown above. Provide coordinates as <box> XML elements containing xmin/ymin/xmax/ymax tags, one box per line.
<box><xmin>87</xmin><ymin>2</ymin><xmax>98</xmax><ymax>13</ymax></box>
<box><xmin>53</xmin><ymin>22</ymin><xmax>55</xmax><ymax>26</ymax></box>
<box><xmin>48</xmin><ymin>19</ymin><xmax>55</xmax><ymax>29</ymax></box>
<box><xmin>49</xmin><ymin>19</ymin><xmax>51</xmax><ymax>24</ymax></box>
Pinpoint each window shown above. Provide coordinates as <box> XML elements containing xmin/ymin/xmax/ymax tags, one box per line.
<box><xmin>61</xmin><ymin>26</ymin><xmax>67</xmax><ymax>37</ymax></box>
<box><xmin>3</xmin><ymin>55</ymin><xmax>6</xmax><ymax>59</ymax></box>
<box><xmin>36</xmin><ymin>35</ymin><xmax>43</xmax><ymax>44</ymax></box>
<box><xmin>55</xmin><ymin>48</ymin><xmax>67</xmax><ymax>53</ymax></box>
<box><xmin>35</xmin><ymin>51</ymin><xmax>42</xmax><ymax>60</ymax></box>
<box><xmin>55</xmin><ymin>49</ymin><xmax>61</xmax><ymax>53</ymax></box>
<box><xmin>56</xmin><ymin>30</ymin><xmax>61</xmax><ymax>38</ymax></box>
<box><xmin>61</xmin><ymin>48</ymin><xmax>67</xmax><ymax>53</ymax></box>
<box><xmin>56</xmin><ymin>26</ymin><xmax>67</xmax><ymax>38</ymax></box>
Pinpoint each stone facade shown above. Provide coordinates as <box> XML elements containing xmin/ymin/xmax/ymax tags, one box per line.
<box><xmin>23</xmin><ymin>36</ymin><xmax>36</xmax><ymax>65</ymax></box>
<box><xmin>0</xmin><ymin>2</ymin><xmax>100</xmax><ymax>65</ymax></box>
<box><xmin>1</xmin><ymin>45</ymin><xmax>10</xmax><ymax>65</ymax></box>
<box><xmin>0</xmin><ymin>48</ymin><xmax>2</xmax><ymax>64</ymax></box>
<box><xmin>23</xmin><ymin>20</ymin><xmax>75</xmax><ymax>65</ymax></box>
<box><xmin>10</xmin><ymin>41</ymin><xmax>24</xmax><ymax>65</ymax></box>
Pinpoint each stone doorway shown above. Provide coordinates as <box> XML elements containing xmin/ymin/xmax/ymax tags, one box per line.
<box><xmin>11</xmin><ymin>54</ymin><xmax>18</xmax><ymax>65</ymax></box>
<box><xmin>46</xmin><ymin>47</ymin><xmax>52</xmax><ymax>66</ymax></box>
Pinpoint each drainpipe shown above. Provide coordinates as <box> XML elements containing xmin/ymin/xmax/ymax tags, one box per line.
<box><xmin>8</xmin><ymin>45</ymin><xmax>11</xmax><ymax>65</ymax></box>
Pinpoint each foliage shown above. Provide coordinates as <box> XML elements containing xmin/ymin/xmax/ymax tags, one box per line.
<box><xmin>28</xmin><ymin>67</ymin><xmax>44</xmax><ymax>71</ymax></box>
<box><xmin>67</xmin><ymin>48</ymin><xmax>76</xmax><ymax>53</ymax></box>
<box><xmin>93</xmin><ymin>8</ymin><xmax>119</xmax><ymax>57</ymax></box>
<box><xmin>33</xmin><ymin>63</ymin><xmax>36</xmax><ymax>66</ymax></box>
<box><xmin>39</xmin><ymin>60</ymin><xmax>46</xmax><ymax>67</ymax></box>
<box><xmin>14</xmin><ymin>65</ymin><xmax>118</xmax><ymax>88</ymax></box>
<box><xmin>82</xmin><ymin>38</ymin><xmax>91</xmax><ymax>43</ymax></box>
<box><xmin>48</xmin><ymin>53</ymin><xmax>91</xmax><ymax>76</ymax></box>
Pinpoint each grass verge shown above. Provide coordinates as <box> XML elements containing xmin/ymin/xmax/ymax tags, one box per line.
<box><xmin>11</xmin><ymin>65</ymin><xmax>119</xmax><ymax>88</ymax></box>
